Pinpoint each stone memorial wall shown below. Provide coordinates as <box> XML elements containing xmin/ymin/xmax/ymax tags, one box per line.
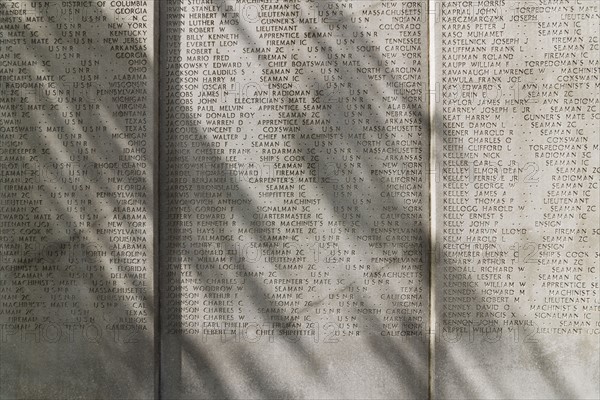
<box><xmin>433</xmin><ymin>1</ymin><xmax>599</xmax><ymax>398</ymax></box>
<box><xmin>0</xmin><ymin>1</ymin><xmax>598</xmax><ymax>399</ymax></box>
<box><xmin>160</xmin><ymin>1</ymin><xmax>430</xmax><ymax>398</ymax></box>
<box><xmin>0</xmin><ymin>1</ymin><xmax>156</xmax><ymax>398</ymax></box>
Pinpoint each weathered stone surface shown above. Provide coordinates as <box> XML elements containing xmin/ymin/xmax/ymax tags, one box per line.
<box><xmin>1</xmin><ymin>1</ymin><xmax>598</xmax><ymax>399</ymax></box>
<box><xmin>433</xmin><ymin>1</ymin><xmax>600</xmax><ymax>398</ymax></box>
<box><xmin>159</xmin><ymin>1</ymin><xmax>430</xmax><ymax>398</ymax></box>
<box><xmin>0</xmin><ymin>2</ymin><xmax>156</xmax><ymax>398</ymax></box>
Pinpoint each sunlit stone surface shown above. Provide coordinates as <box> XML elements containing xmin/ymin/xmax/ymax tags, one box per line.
<box><xmin>159</xmin><ymin>1</ymin><xmax>430</xmax><ymax>398</ymax></box>
<box><xmin>433</xmin><ymin>1</ymin><xmax>600</xmax><ymax>398</ymax></box>
<box><xmin>0</xmin><ymin>1</ymin><xmax>598</xmax><ymax>399</ymax></box>
<box><xmin>0</xmin><ymin>2</ymin><xmax>156</xmax><ymax>398</ymax></box>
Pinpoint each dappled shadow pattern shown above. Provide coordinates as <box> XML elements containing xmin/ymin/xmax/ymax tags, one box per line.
<box><xmin>160</xmin><ymin>1</ymin><xmax>430</xmax><ymax>399</ymax></box>
<box><xmin>0</xmin><ymin>2</ymin><xmax>157</xmax><ymax>399</ymax></box>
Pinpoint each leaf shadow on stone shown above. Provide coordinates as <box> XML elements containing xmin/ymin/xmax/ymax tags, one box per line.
<box><xmin>1</xmin><ymin>3</ymin><xmax>156</xmax><ymax>399</ymax></box>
